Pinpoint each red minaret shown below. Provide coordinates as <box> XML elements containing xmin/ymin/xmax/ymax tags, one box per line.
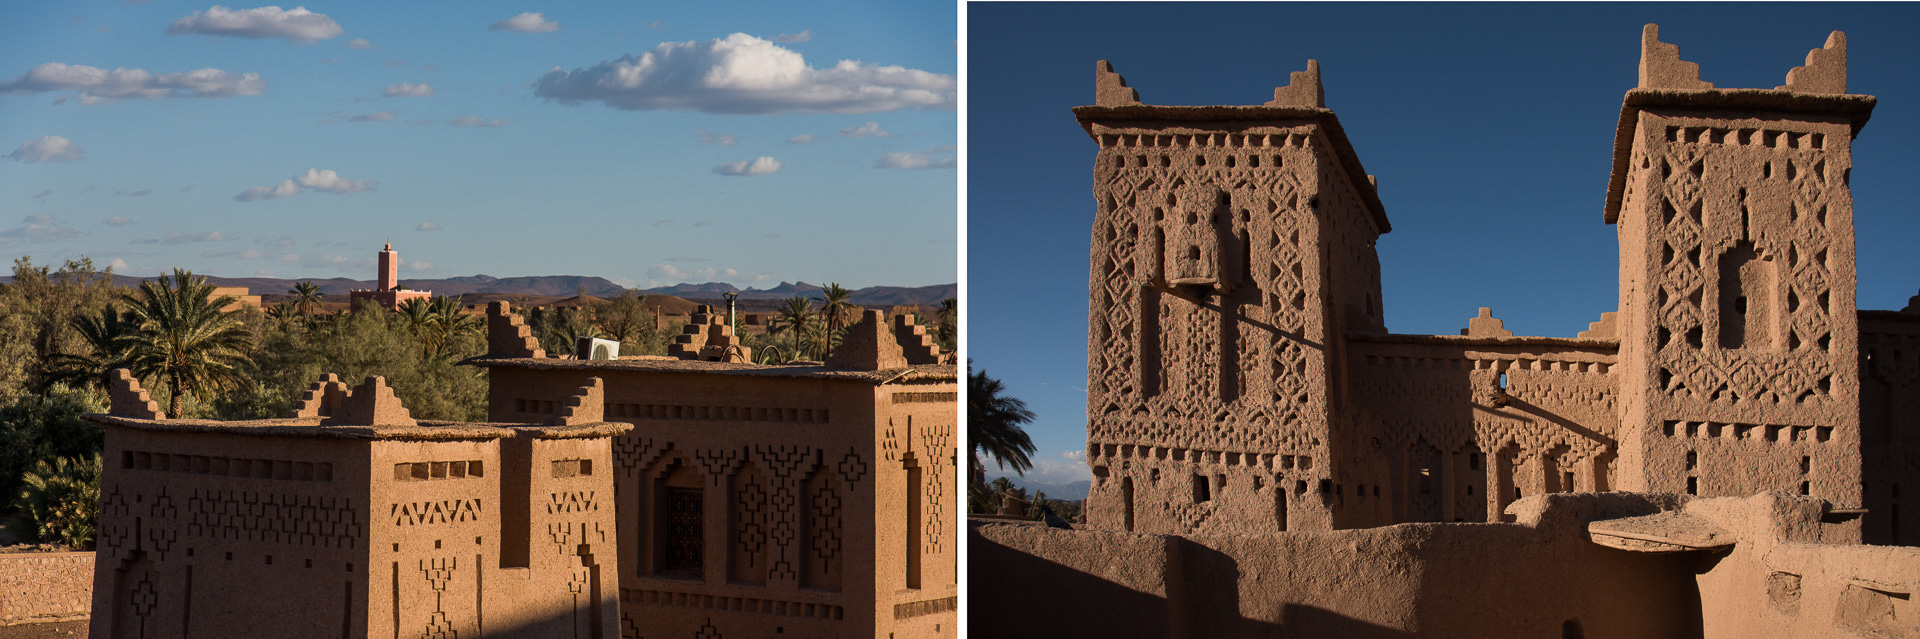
<box><xmin>378</xmin><ymin>243</ymin><xmax>398</xmax><ymax>291</ymax></box>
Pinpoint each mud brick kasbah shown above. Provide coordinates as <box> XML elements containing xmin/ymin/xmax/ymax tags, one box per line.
<box><xmin>971</xmin><ymin>25</ymin><xmax>1920</xmax><ymax>638</ymax></box>
<box><xmin>84</xmin><ymin>305</ymin><xmax>958</xmax><ymax>638</ymax></box>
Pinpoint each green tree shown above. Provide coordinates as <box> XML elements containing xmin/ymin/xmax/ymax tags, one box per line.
<box><xmin>969</xmin><ymin>361</ymin><xmax>1037</xmax><ymax>485</ymax></box>
<box><xmin>0</xmin><ymin>387</ymin><xmax>103</xmax><ymax>504</ymax></box>
<box><xmin>289</xmin><ymin>281</ymin><xmax>324</xmax><ymax>317</ymax></box>
<box><xmin>936</xmin><ymin>298</ymin><xmax>957</xmax><ymax>351</ymax></box>
<box><xmin>265</xmin><ymin>301</ymin><xmax>300</xmax><ymax>331</ymax></box>
<box><xmin>593</xmin><ymin>290</ymin><xmax>653</xmax><ymax>345</ymax></box>
<box><xmin>123</xmin><ymin>268</ymin><xmax>256</xmax><ymax>416</ymax></box>
<box><xmin>820</xmin><ymin>283</ymin><xmax>857</xmax><ymax>359</ymax></box>
<box><xmin>0</xmin><ymin>257</ymin><xmax>122</xmax><ymax>401</ymax></box>
<box><xmin>770</xmin><ymin>296</ymin><xmax>818</xmax><ymax>362</ymax></box>
<box><xmin>43</xmin><ymin>304</ymin><xmax>137</xmax><ymax>393</ymax></box>
<box><xmin>11</xmin><ymin>454</ymin><xmax>102</xmax><ymax>550</ymax></box>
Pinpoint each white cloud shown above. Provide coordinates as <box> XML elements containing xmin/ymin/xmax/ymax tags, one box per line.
<box><xmin>203</xmin><ymin>248</ymin><xmax>268</xmax><ymax>259</ymax></box>
<box><xmin>294</xmin><ymin>168</ymin><xmax>372</xmax><ymax>193</ymax></box>
<box><xmin>416</xmin><ymin>221</ymin><xmax>441</xmax><ymax>231</ymax></box>
<box><xmin>490</xmin><ymin>12</ymin><xmax>558</xmax><ymax>33</ymax></box>
<box><xmin>697</xmin><ymin>130</ymin><xmax>737</xmax><ymax>146</ymax></box>
<box><xmin>786</xmin><ymin>134</ymin><xmax>815</xmax><ymax>144</ymax></box>
<box><xmin>166</xmin><ymin>5</ymin><xmax>344</xmax><ymax>43</ymax></box>
<box><xmin>137</xmin><ymin>229</ymin><xmax>231</xmax><ymax>244</ymax></box>
<box><xmin>105</xmin><ymin>216</ymin><xmax>135</xmax><ymax>226</ymax></box>
<box><xmin>773</xmin><ymin>29</ymin><xmax>812</xmax><ymax>43</ymax></box>
<box><xmin>23</xmin><ymin>214</ymin><xmax>53</xmax><ymax>224</ymax></box>
<box><xmin>0</xmin><ymin>222</ymin><xmax>78</xmax><ymax>242</ymax></box>
<box><xmin>383</xmin><ymin>82</ymin><xmax>433</xmax><ymax>97</ymax></box>
<box><xmin>7</xmin><ymin>136</ymin><xmax>85</xmax><ymax>162</ymax></box>
<box><xmin>643</xmin><ymin>263</ymin><xmax>757</xmax><ymax>285</ymax></box>
<box><xmin>234</xmin><ymin>180</ymin><xmax>301</xmax><ymax>201</ymax></box>
<box><xmin>1022</xmin><ymin>450</ymin><xmax>1093</xmax><ymax>485</ymax></box>
<box><xmin>107</xmin><ymin>258</ymin><xmax>129</xmax><ymax>272</ymax></box>
<box><xmin>533</xmin><ymin>33</ymin><xmax>954</xmax><ymax>114</ymax></box>
<box><xmin>877</xmin><ymin>146</ymin><xmax>955</xmax><ymax>170</ymax></box>
<box><xmin>345</xmin><ymin>110</ymin><xmax>396</xmax><ymax>122</ymax></box>
<box><xmin>712</xmin><ymin>156</ymin><xmax>781</xmax><ymax>176</ymax></box>
<box><xmin>296</xmin><ymin>253</ymin><xmax>377</xmax><ymax>273</ymax></box>
<box><xmin>0</xmin><ymin>63</ymin><xmax>265</xmax><ymax>103</ymax></box>
<box><xmin>448</xmin><ymin>116</ymin><xmax>511</xmax><ymax>127</ymax></box>
<box><xmin>234</xmin><ymin>168</ymin><xmax>373</xmax><ymax>201</ymax></box>
<box><xmin>345</xmin><ymin>37</ymin><xmax>372</xmax><ymax>49</ymax></box>
<box><xmin>839</xmin><ymin>121</ymin><xmax>889</xmax><ymax>138</ymax></box>
<box><xmin>653</xmin><ymin>219</ymin><xmax>674</xmax><ymax>228</ymax></box>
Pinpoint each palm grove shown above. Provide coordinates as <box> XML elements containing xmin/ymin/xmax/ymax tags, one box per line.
<box><xmin>0</xmin><ymin>257</ymin><xmax>955</xmax><ymax>550</ymax></box>
<box><xmin>968</xmin><ymin>361</ymin><xmax>1071</xmax><ymax>522</ymax></box>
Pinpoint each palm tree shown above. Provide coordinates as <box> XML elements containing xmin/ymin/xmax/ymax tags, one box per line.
<box><xmin>289</xmin><ymin>281</ymin><xmax>324</xmax><ymax>317</ymax></box>
<box><xmin>820</xmin><ymin>283</ymin><xmax>857</xmax><ymax>359</ymax></box>
<box><xmin>770</xmin><ymin>296</ymin><xmax>817</xmax><ymax>361</ymax></box>
<box><xmin>397</xmin><ymin>297</ymin><xmax>437</xmax><ymax>357</ymax></box>
<box><xmin>969</xmin><ymin>360</ymin><xmax>1037</xmax><ymax>485</ymax></box>
<box><xmin>425</xmin><ymin>296</ymin><xmax>479</xmax><ymax>359</ymax></box>
<box><xmin>44</xmin><ymin>304</ymin><xmax>136</xmax><ymax>392</ymax></box>
<box><xmin>937</xmin><ymin>298</ymin><xmax>957</xmax><ymax>350</ymax></box>
<box><xmin>123</xmin><ymin>268</ymin><xmax>255</xmax><ymax>416</ymax></box>
<box><xmin>264</xmin><ymin>302</ymin><xmax>299</xmax><ymax>331</ymax></box>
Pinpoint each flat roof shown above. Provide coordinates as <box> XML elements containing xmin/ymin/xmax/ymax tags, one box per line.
<box><xmin>463</xmin><ymin>356</ymin><xmax>957</xmax><ymax>385</ymax></box>
<box><xmin>84</xmin><ymin>415</ymin><xmax>629</xmax><ymax>441</ymax></box>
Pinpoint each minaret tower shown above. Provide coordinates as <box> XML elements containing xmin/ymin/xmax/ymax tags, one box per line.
<box><xmin>1075</xmin><ymin>60</ymin><xmax>1390</xmax><ymax>534</ymax></box>
<box><xmin>1608</xmin><ymin>25</ymin><xmax>1872</xmax><ymax>512</ymax></box>
<box><xmin>379</xmin><ymin>242</ymin><xmax>399</xmax><ymax>291</ymax></box>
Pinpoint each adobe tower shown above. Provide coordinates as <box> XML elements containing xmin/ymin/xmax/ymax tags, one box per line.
<box><xmin>1607</xmin><ymin>25</ymin><xmax>1871</xmax><ymax>506</ymax></box>
<box><xmin>1076</xmin><ymin>27</ymin><xmax>1915</xmax><ymax>543</ymax></box>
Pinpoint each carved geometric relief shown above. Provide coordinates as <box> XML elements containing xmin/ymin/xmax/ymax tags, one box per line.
<box><xmin>391</xmin><ymin>499</ymin><xmax>482</xmax><ymax>527</ymax></box>
<box><xmin>806</xmin><ymin>466</ymin><xmax>843</xmax><ymax>591</ymax></box>
<box><xmin>188</xmin><ymin>489</ymin><xmax>360</xmax><ymax>548</ymax></box>
<box><xmin>753</xmin><ymin>445</ymin><xmax>811</xmax><ymax>582</ymax></box>
<box><xmin>920</xmin><ymin>426</ymin><xmax>952</xmax><ymax>553</ymax></box>
<box><xmin>419</xmin><ymin>555</ymin><xmax>460</xmax><ymax>639</ymax></box>
<box><xmin>546</xmin><ymin>491</ymin><xmax>598</xmax><ymax>514</ymax></box>
<box><xmin>613</xmin><ymin>435</ymin><xmax>664</xmax><ymax>478</ymax></box>
<box><xmin>733</xmin><ymin>469</ymin><xmax>768</xmax><ymax>573</ymax></box>
<box><xmin>836</xmin><ymin>449</ymin><xmax>868</xmax><ymax>485</ymax></box>
<box><xmin>694</xmin><ymin>448</ymin><xmax>744</xmax><ymax>488</ymax></box>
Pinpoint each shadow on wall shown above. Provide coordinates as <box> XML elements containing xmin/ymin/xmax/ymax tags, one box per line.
<box><xmin>971</xmin><ymin>492</ymin><xmax>1710</xmax><ymax>639</ymax></box>
<box><xmin>968</xmin><ymin>523</ymin><xmax>1412</xmax><ymax>639</ymax></box>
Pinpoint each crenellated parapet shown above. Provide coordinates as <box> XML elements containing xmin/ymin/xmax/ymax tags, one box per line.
<box><xmin>107</xmin><ymin>369</ymin><xmax>164</xmax><ymax>420</ymax></box>
<box><xmin>487</xmin><ymin>301</ymin><xmax>546</xmax><ymax>359</ymax></box>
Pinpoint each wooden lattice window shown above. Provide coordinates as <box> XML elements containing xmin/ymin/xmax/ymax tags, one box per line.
<box><xmin>665</xmin><ymin>488</ymin><xmax>703</xmax><ymax>574</ymax></box>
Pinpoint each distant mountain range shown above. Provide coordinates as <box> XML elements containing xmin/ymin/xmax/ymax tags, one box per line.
<box><xmin>0</xmin><ymin>274</ymin><xmax>955</xmax><ymax>308</ymax></box>
<box><xmin>643</xmin><ymin>281</ymin><xmax>956</xmax><ymax>307</ymax></box>
<box><xmin>987</xmin><ymin>476</ymin><xmax>1091</xmax><ymax>501</ymax></box>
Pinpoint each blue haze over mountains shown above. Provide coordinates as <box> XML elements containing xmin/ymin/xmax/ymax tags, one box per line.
<box><xmin>2</xmin><ymin>273</ymin><xmax>955</xmax><ymax>307</ymax></box>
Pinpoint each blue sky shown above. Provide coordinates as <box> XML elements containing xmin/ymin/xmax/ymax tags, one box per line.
<box><xmin>968</xmin><ymin>3</ymin><xmax>1920</xmax><ymax>486</ymax></box>
<box><xmin>2</xmin><ymin>1</ymin><xmax>955</xmax><ymax>289</ymax></box>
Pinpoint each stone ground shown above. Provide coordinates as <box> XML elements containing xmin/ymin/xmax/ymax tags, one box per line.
<box><xmin>0</xmin><ymin>621</ymin><xmax>86</xmax><ymax>638</ymax></box>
